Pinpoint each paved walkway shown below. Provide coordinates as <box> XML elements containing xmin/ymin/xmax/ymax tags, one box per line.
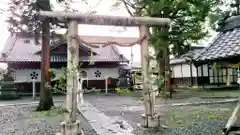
<box><xmin>79</xmin><ymin>102</ymin><xmax>134</xmax><ymax>135</ymax></box>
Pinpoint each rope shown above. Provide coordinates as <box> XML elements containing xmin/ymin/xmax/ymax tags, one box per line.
<box><xmin>75</xmin><ymin>35</ymin><xmax>147</xmax><ymax>48</ymax></box>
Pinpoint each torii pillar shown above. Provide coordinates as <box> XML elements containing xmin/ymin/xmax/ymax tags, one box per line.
<box><xmin>39</xmin><ymin>11</ymin><xmax>170</xmax><ymax>134</ymax></box>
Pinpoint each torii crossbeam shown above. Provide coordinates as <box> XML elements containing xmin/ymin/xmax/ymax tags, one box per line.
<box><xmin>39</xmin><ymin>11</ymin><xmax>170</xmax><ymax>135</ymax></box>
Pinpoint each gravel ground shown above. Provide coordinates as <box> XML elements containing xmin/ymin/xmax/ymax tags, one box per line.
<box><xmin>132</xmin><ymin>119</ymin><xmax>226</xmax><ymax>135</ymax></box>
<box><xmin>0</xmin><ymin>93</ymin><xmax>237</xmax><ymax>135</ymax></box>
<box><xmin>84</xmin><ymin>94</ymin><xmax>237</xmax><ymax>135</ymax></box>
<box><xmin>0</xmin><ymin>104</ymin><xmax>97</xmax><ymax>135</ymax></box>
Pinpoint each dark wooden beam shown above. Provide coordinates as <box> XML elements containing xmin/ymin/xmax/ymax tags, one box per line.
<box><xmin>181</xmin><ymin>63</ymin><xmax>183</xmax><ymax>85</ymax></box>
<box><xmin>196</xmin><ymin>65</ymin><xmax>199</xmax><ymax>86</ymax></box>
<box><xmin>190</xmin><ymin>63</ymin><xmax>193</xmax><ymax>86</ymax></box>
<box><xmin>207</xmin><ymin>63</ymin><xmax>210</xmax><ymax>84</ymax></box>
<box><xmin>201</xmin><ymin>65</ymin><xmax>204</xmax><ymax>87</ymax></box>
<box><xmin>217</xmin><ymin>65</ymin><xmax>220</xmax><ymax>86</ymax></box>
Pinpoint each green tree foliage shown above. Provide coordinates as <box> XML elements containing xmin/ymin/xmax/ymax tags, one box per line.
<box><xmin>6</xmin><ymin>0</ymin><xmax>94</xmax><ymax>36</ymax></box>
<box><xmin>115</xmin><ymin>0</ymin><xmax>225</xmax><ymax>98</ymax></box>
<box><xmin>7</xmin><ymin>0</ymin><xmax>50</xmax><ymax>35</ymax></box>
<box><xmin>208</xmin><ymin>0</ymin><xmax>240</xmax><ymax>32</ymax></box>
<box><xmin>144</xmin><ymin>0</ymin><xmax>221</xmax><ymax>56</ymax></box>
<box><xmin>115</xmin><ymin>0</ymin><xmax>222</xmax><ymax>55</ymax></box>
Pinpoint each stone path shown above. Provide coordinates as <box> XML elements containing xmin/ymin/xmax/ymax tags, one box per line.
<box><xmin>79</xmin><ymin>102</ymin><xmax>134</xmax><ymax>135</ymax></box>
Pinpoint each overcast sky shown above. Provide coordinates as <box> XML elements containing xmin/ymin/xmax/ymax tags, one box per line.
<box><xmin>0</xmin><ymin>0</ymin><xmax>218</xmax><ymax>66</ymax></box>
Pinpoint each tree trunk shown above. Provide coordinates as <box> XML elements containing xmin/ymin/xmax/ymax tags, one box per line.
<box><xmin>164</xmin><ymin>47</ymin><xmax>172</xmax><ymax>98</ymax></box>
<box><xmin>36</xmin><ymin>19</ymin><xmax>54</xmax><ymax>111</ymax></box>
<box><xmin>158</xmin><ymin>54</ymin><xmax>165</xmax><ymax>94</ymax></box>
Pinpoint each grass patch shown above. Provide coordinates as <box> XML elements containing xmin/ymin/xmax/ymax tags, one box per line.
<box><xmin>115</xmin><ymin>88</ymin><xmax>133</xmax><ymax>96</ymax></box>
<box><xmin>163</xmin><ymin>103</ymin><xmax>235</xmax><ymax>128</ymax></box>
<box><xmin>156</xmin><ymin>91</ymin><xmax>171</xmax><ymax>99</ymax></box>
<box><xmin>199</xmin><ymin>90</ymin><xmax>240</xmax><ymax>98</ymax></box>
<box><xmin>176</xmin><ymin>86</ymin><xmax>201</xmax><ymax>91</ymax></box>
<box><xmin>32</xmin><ymin>106</ymin><xmax>68</xmax><ymax>118</ymax></box>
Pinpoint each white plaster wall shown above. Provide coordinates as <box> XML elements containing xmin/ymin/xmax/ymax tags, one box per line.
<box><xmin>192</xmin><ymin>65</ymin><xmax>197</xmax><ymax>77</ymax></box>
<box><xmin>202</xmin><ymin>64</ymin><xmax>208</xmax><ymax>77</ymax></box>
<box><xmin>171</xmin><ymin>63</ymin><xmax>197</xmax><ymax>78</ymax></box>
<box><xmin>14</xmin><ymin>68</ymin><xmax>119</xmax><ymax>83</ymax></box>
<box><xmin>172</xmin><ymin>65</ymin><xmax>182</xmax><ymax>78</ymax></box>
<box><xmin>15</xmin><ymin>69</ymin><xmax>41</xmax><ymax>83</ymax></box>
<box><xmin>197</xmin><ymin>66</ymin><xmax>202</xmax><ymax>77</ymax></box>
<box><xmin>181</xmin><ymin>64</ymin><xmax>191</xmax><ymax>77</ymax></box>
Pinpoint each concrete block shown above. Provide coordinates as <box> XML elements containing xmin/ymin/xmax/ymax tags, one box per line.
<box><xmin>141</xmin><ymin>113</ymin><xmax>160</xmax><ymax>128</ymax></box>
<box><xmin>57</xmin><ymin>120</ymin><xmax>84</xmax><ymax>135</ymax></box>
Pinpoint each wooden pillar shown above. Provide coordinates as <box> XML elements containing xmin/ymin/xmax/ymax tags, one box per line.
<box><xmin>207</xmin><ymin>63</ymin><xmax>210</xmax><ymax>84</ymax></box>
<box><xmin>32</xmin><ymin>79</ymin><xmax>36</xmax><ymax>100</ymax></box>
<box><xmin>140</xmin><ymin>25</ymin><xmax>159</xmax><ymax>128</ymax></box>
<box><xmin>181</xmin><ymin>64</ymin><xmax>183</xmax><ymax>85</ymax></box>
<box><xmin>216</xmin><ymin>64</ymin><xmax>220</xmax><ymax>86</ymax></box>
<box><xmin>201</xmin><ymin>65</ymin><xmax>204</xmax><ymax>88</ymax></box>
<box><xmin>190</xmin><ymin>63</ymin><xmax>193</xmax><ymax>86</ymax></box>
<box><xmin>77</xmin><ymin>77</ymin><xmax>85</xmax><ymax>107</ymax></box>
<box><xmin>105</xmin><ymin>77</ymin><xmax>108</xmax><ymax>95</ymax></box>
<box><xmin>59</xmin><ymin>20</ymin><xmax>82</xmax><ymax>135</ymax></box>
<box><xmin>196</xmin><ymin>65</ymin><xmax>199</xmax><ymax>85</ymax></box>
<box><xmin>66</xmin><ymin>20</ymin><xmax>78</xmax><ymax>123</ymax></box>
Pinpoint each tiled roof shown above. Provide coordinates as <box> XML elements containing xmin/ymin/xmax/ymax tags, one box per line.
<box><xmin>196</xmin><ymin>15</ymin><xmax>240</xmax><ymax>62</ymax></box>
<box><xmin>170</xmin><ymin>48</ymin><xmax>204</xmax><ymax>65</ymax></box>
<box><xmin>0</xmin><ymin>33</ymin><xmax>129</xmax><ymax>63</ymax></box>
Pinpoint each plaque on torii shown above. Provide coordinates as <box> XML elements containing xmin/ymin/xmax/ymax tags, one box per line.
<box><xmin>39</xmin><ymin>11</ymin><xmax>170</xmax><ymax>135</ymax></box>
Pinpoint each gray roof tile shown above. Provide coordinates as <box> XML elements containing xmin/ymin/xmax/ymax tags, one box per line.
<box><xmin>170</xmin><ymin>47</ymin><xmax>204</xmax><ymax>64</ymax></box>
<box><xmin>196</xmin><ymin>16</ymin><xmax>240</xmax><ymax>62</ymax></box>
<box><xmin>0</xmin><ymin>33</ymin><xmax>128</xmax><ymax>63</ymax></box>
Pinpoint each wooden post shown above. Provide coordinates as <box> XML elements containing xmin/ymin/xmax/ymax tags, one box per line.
<box><xmin>32</xmin><ymin>79</ymin><xmax>36</xmax><ymax>100</ymax></box>
<box><xmin>105</xmin><ymin>77</ymin><xmax>108</xmax><ymax>95</ymax></box>
<box><xmin>79</xmin><ymin>79</ymin><xmax>84</xmax><ymax>106</ymax></box>
<box><xmin>58</xmin><ymin>20</ymin><xmax>82</xmax><ymax>135</ymax></box>
<box><xmin>223</xmin><ymin>101</ymin><xmax>240</xmax><ymax>134</ymax></box>
<box><xmin>77</xmin><ymin>77</ymin><xmax>85</xmax><ymax>107</ymax></box>
<box><xmin>140</xmin><ymin>25</ymin><xmax>160</xmax><ymax>127</ymax></box>
<box><xmin>67</xmin><ymin>20</ymin><xmax>78</xmax><ymax>122</ymax></box>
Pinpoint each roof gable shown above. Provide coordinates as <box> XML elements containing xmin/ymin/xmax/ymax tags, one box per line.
<box><xmin>50</xmin><ymin>44</ymin><xmax>92</xmax><ymax>56</ymax></box>
<box><xmin>0</xmin><ymin>33</ymin><xmax>129</xmax><ymax>63</ymax></box>
<box><xmin>196</xmin><ymin>15</ymin><xmax>240</xmax><ymax>62</ymax></box>
<box><xmin>196</xmin><ymin>29</ymin><xmax>240</xmax><ymax>62</ymax></box>
<box><xmin>170</xmin><ymin>48</ymin><xmax>204</xmax><ymax>65</ymax></box>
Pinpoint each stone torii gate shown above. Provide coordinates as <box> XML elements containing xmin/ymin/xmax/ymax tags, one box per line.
<box><xmin>39</xmin><ymin>11</ymin><xmax>170</xmax><ymax>135</ymax></box>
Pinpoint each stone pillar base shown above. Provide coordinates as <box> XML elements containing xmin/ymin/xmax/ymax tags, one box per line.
<box><xmin>141</xmin><ymin>114</ymin><xmax>160</xmax><ymax>128</ymax></box>
<box><xmin>56</xmin><ymin>120</ymin><xmax>84</xmax><ymax>135</ymax></box>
